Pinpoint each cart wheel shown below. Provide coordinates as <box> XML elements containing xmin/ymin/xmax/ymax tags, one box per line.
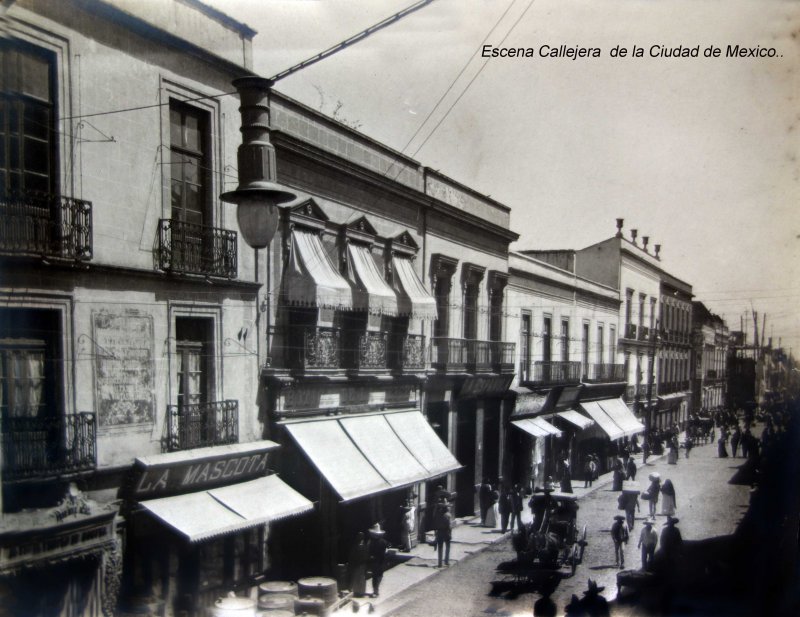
<box><xmin>579</xmin><ymin>525</ymin><xmax>587</xmax><ymax>561</ymax></box>
<box><xmin>570</xmin><ymin>547</ymin><xmax>578</xmax><ymax>576</ymax></box>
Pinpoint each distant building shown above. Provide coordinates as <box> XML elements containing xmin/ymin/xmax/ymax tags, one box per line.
<box><xmin>691</xmin><ymin>302</ymin><xmax>729</xmax><ymax>413</ymax></box>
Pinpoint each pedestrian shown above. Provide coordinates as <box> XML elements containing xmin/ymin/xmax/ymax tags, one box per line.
<box><xmin>611</xmin><ymin>514</ymin><xmax>629</xmax><ymax>569</ymax></box>
<box><xmin>717</xmin><ymin>427</ymin><xmax>729</xmax><ymax>458</ymax></box>
<box><xmin>485</xmin><ymin>485</ymin><xmax>500</xmax><ymax>528</ymax></box>
<box><xmin>399</xmin><ymin>498</ymin><xmax>415</xmax><ymax>552</ymax></box>
<box><xmin>612</xmin><ymin>458</ymin><xmax>625</xmax><ymax>491</ymax></box>
<box><xmin>660</xmin><ymin>478</ymin><xmax>677</xmax><ymax>517</ymax></box>
<box><xmin>683</xmin><ymin>435</ymin><xmax>693</xmax><ymax>459</ymax></box>
<box><xmin>565</xmin><ymin>579</ymin><xmax>609</xmax><ymax>617</ymax></box>
<box><xmin>741</xmin><ymin>427</ymin><xmax>751</xmax><ymax>458</ymax></box>
<box><xmin>583</xmin><ymin>455</ymin><xmax>596</xmax><ymax>488</ymax></box>
<box><xmin>478</xmin><ymin>478</ymin><xmax>492</xmax><ymax>525</ymax></box>
<box><xmin>625</xmin><ymin>455</ymin><xmax>637</xmax><ymax>481</ymax></box>
<box><xmin>731</xmin><ymin>426</ymin><xmax>741</xmax><ymax>458</ymax></box>
<box><xmin>559</xmin><ymin>456</ymin><xmax>573</xmax><ymax>493</ymax></box>
<box><xmin>498</xmin><ymin>484</ymin><xmax>512</xmax><ymax>533</ymax></box>
<box><xmin>348</xmin><ymin>532</ymin><xmax>368</xmax><ymax>597</ymax></box>
<box><xmin>642</xmin><ymin>439</ymin><xmax>650</xmax><ymax>465</ymax></box>
<box><xmin>645</xmin><ymin>473</ymin><xmax>660</xmax><ymax>517</ymax></box>
<box><xmin>624</xmin><ymin>490</ymin><xmax>640</xmax><ymax>531</ymax></box>
<box><xmin>434</xmin><ymin>503</ymin><xmax>452</xmax><ymax>567</ymax></box>
<box><xmin>659</xmin><ymin>515</ymin><xmax>683</xmax><ymax>565</ymax></box>
<box><xmin>509</xmin><ymin>484</ymin><xmax>523</xmax><ymax>532</ymax></box>
<box><xmin>367</xmin><ymin>523</ymin><xmax>388</xmax><ymax>597</ymax></box>
<box><xmin>637</xmin><ymin>518</ymin><xmax>658</xmax><ymax>571</ymax></box>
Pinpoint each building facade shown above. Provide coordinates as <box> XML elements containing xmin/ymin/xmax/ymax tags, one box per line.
<box><xmin>691</xmin><ymin>301</ymin><xmax>729</xmax><ymax>414</ymax></box>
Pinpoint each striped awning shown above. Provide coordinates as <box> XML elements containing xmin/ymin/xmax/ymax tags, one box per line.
<box><xmin>284</xmin><ymin>229</ymin><xmax>353</xmax><ymax>310</ymax></box>
<box><xmin>556</xmin><ymin>410</ymin><xmax>595</xmax><ymax>430</ymax></box>
<box><xmin>511</xmin><ymin>417</ymin><xmax>562</xmax><ymax>438</ymax></box>
<box><xmin>347</xmin><ymin>243</ymin><xmax>398</xmax><ymax>315</ymax></box>
<box><xmin>392</xmin><ymin>256</ymin><xmax>437</xmax><ymax>320</ymax></box>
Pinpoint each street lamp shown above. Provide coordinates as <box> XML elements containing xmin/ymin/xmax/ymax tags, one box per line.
<box><xmin>221</xmin><ymin>77</ymin><xmax>296</xmax><ymax>248</ymax></box>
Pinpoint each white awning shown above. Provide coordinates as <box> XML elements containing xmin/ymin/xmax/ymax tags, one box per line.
<box><xmin>512</xmin><ymin>418</ymin><xmax>548</xmax><ymax>438</ymax></box>
<box><xmin>347</xmin><ymin>243</ymin><xmax>398</xmax><ymax>315</ymax></box>
<box><xmin>579</xmin><ymin>401</ymin><xmax>626</xmax><ymax>441</ymax></box>
<box><xmin>285</xmin><ymin>419</ymin><xmax>391</xmax><ymax>502</ymax></box>
<box><xmin>392</xmin><ymin>257</ymin><xmax>437</xmax><ymax>320</ymax></box>
<box><xmin>140</xmin><ymin>476</ymin><xmax>313</xmax><ymax>543</ymax></box>
<box><xmin>556</xmin><ymin>410</ymin><xmax>595</xmax><ymax>430</ymax></box>
<box><xmin>285</xmin><ymin>229</ymin><xmax>353</xmax><ymax>310</ymax></box>
<box><xmin>530</xmin><ymin>417</ymin><xmax>562</xmax><ymax>436</ymax></box>
<box><xmin>340</xmin><ymin>415</ymin><xmax>430</xmax><ymax>487</ymax></box>
<box><xmin>384</xmin><ymin>411</ymin><xmax>461</xmax><ymax>477</ymax></box>
<box><xmin>596</xmin><ymin>398</ymin><xmax>645</xmax><ymax>437</ymax></box>
<box><xmin>284</xmin><ymin>411</ymin><xmax>460</xmax><ymax>503</ymax></box>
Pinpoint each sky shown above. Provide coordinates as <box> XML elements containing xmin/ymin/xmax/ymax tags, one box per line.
<box><xmin>205</xmin><ymin>0</ymin><xmax>800</xmax><ymax>349</ymax></box>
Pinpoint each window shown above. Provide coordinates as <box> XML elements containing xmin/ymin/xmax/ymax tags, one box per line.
<box><xmin>0</xmin><ymin>341</ymin><xmax>46</xmax><ymax>419</ymax></box>
<box><xmin>609</xmin><ymin>325</ymin><xmax>617</xmax><ymax>363</ymax></box>
<box><xmin>597</xmin><ymin>325</ymin><xmax>604</xmax><ymax>363</ymax></box>
<box><xmin>582</xmin><ymin>323</ymin><xmax>590</xmax><ymax>376</ymax></box>
<box><xmin>0</xmin><ymin>41</ymin><xmax>56</xmax><ymax>195</ymax></box>
<box><xmin>520</xmin><ymin>312</ymin><xmax>531</xmax><ymax>381</ymax></box>
<box><xmin>638</xmin><ymin>294</ymin><xmax>646</xmax><ymax>329</ymax></box>
<box><xmin>560</xmin><ymin>319</ymin><xmax>569</xmax><ymax>362</ymax></box>
<box><xmin>649</xmin><ymin>298</ymin><xmax>657</xmax><ymax>332</ymax></box>
<box><xmin>625</xmin><ymin>289</ymin><xmax>633</xmax><ymax>325</ymax></box>
<box><xmin>542</xmin><ymin>316</ymin><xmax>552</xmax><ymax>363</ymax></box>
<box><xmin>175</xmin><ymin>317</ymin><xmax>214</xmax><ymax>408</ymax></box>
<box><xmin>170</xmin><ymin>101</ymin><xmax>210</xmax><ymax>226</ymax></box>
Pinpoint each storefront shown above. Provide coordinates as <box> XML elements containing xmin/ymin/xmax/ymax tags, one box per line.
<box><xmin>118</xmin><ymin>441</ymin><xmax>312</xmax><ymax>617</ymax></box>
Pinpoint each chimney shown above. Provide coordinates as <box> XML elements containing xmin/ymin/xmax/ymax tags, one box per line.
<box><xmin>630</xmin><ymin>229</ymin><xmax>638</xmax><ymax>245</ymax></box>
<box><xmin>654</xmin><ymin>244</ymin><xmax>661</xmax><ymax>259</ymax></box>
<box><xmin>615</xmin><ymin>218</ymin><xmax>624</xmax><ymax>238</ymax></box>
<box><xmin>642</xmin><ymin>236</ymin><xmax>649</xmax><ymax>252</ymax></box>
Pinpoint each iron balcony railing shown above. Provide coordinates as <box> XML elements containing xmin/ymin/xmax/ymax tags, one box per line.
<box><xmin>0</xmin><ymin>191</ymin><xmax>92</xmax><ymax>261</ymax></box>
<box><xmin>585</xmin><ymin>363</ymin><xmax>626</xmax><ymax>383</ymax></box>
<box><xmin>1</xmin><ymin>413</ymin><xmax>97</xmax><ymax>481</ymax></box>
<box><xmin>351</xmin><ymin>331</ymin><xmax>388</xmax><ymax>371</ymax></box>
<box><xmin>430</xmin><ymin>337</ymin><xmax>468</xmax><ymax>373</ymax></box>
<box><xmin>491</xmin><ymin>341</ymin><xmax>516</xmax><ymax>374</ymax></box>
<box><xmin>625</xmin><ymin>323</ymin><xmax>637</xmax><ymax>340</ymax></box>
<box><xmin>389</xmin><ymin>333</ymin><xmax>426</xmax><ymax>371</ymax></box>
<box><xmin>166</xmin><ymin>400</ymin><xmax>238</xmax><ymax>452</ymax></box>
<box><xmin>466</xmin><ymin>340</ymin><xmax>492</xmax><ymax>373</ymax></box>
<box><xmin>286</xmin><ymin>326</ymin><xmax>341</xmax><ymax>371</ymax></box>
<box><xmin>529</xmin><ymin>361</ymin><xmax>582</xmax><ymax>385</ymax></box>
<box><xmin>157</xmin><ymin>218</ymin><xmax>237</xmax><ymax>278</ymax></box>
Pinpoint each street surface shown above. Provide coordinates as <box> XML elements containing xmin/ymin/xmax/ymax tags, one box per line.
<box><xmin>380</xmin><ymin>440</ymin><xmax>752</xmax><ymax>617</ymax></box>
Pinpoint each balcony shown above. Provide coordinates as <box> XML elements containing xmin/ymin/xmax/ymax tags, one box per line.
<box><xmin>491</xmin><ymin>341</ymin><xmax>516</xmax><ymax>374</ymax></box>
<box><xmin>0</xmin><ymin>191</ymin><xmax>92</xmax><ymax>262</ymax></box>
<box><xmin>389</xmin><ymin>334</ymin><xmax>426</xmax><ymax>372</ymax></box>
<box><xmin>625</xmin><ymin>383</ymin><xmax>658</xmax><ymax>403</ymax></box>
<box><xmin>350</xmin><ymin>331</ymin><xmax>389</xmax><ymax>372</ymax></box>
<box><xmin>165</xmin><ymin>400</ymin><xmax>238</xmax><ymax>452</ymax></box>
<box><xmin>430</xmin><ymin>337</ymin><xmax>468</xmax><ymax>372</ymax></box>
<box><xmin>639</xmin><ymin>326</ymin><xmax>650</xmax><ymax>341</ymax></box>
<box><xmin>157</xmin><ymin>218</ymin><xmax>237</xmax><ymax>278</ymax></box>
<box><xmin>528</xmin><ymin>361</ymin><xmax>582</xmax><ymax>386</ymax></box>
<box><xmin>1</xmin><ymin>413</ymin><xmax>97</xmax><ymax>482</ymax></box>
<box><xmin>624</xmin><ymin>323</ymin><xmax>637</xmax><ymax>340</ymax></box>
<box><xmin>466</xmin><ymin>340</ymin><xmax>492</xmax><ymax>373</ymax></box>
<box><xmin>584</xmin><ymin>363</ymin><xmax>626</xmax><ymax>383</ymax></box>
<box><xmin>286</xmin><ymin>326</ymin><xmax>341</xmax><ymax>372</ymax></box>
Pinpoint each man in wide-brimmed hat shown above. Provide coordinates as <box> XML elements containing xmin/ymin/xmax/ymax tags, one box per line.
<box><xmin>637</xmin><ymin>517</ymin><xmax>658</xmax><ymax>571</ymax></box>
<box><xmin>367</xmin><ymin>523</ymin><xmax>388</xmax><ymax>597</ymax></box>
<box><xmin>611</xmin><ymin>514</ymin><xmax>630</xmax><ymax>569</ymax></box>
<box><xmin>659</xmin><ymin>515</ymin><xmax>684</xmax><ymax>565</ymax></box>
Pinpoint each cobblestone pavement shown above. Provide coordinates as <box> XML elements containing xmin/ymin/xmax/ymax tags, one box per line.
<box><xmin>375</xmin><ymin>439</ymin><xmax>752</xmax><ymax>617</ymax></box>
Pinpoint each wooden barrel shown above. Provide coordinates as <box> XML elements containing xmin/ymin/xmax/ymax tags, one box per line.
<box><xmin>257</xmin><ymin>594</ymin><xmax>295</xmax><ymax>613</ymax></box>
<box><xmin>293</xmin><ymin>596</ymin><xmax>327</xmax><ymax>617</ymax></box>
<box><xmin>208</xmin><ymin>595</ymin><xmax>257</xmax><ymax>617</ymax></box>
<box><xmin>297</xmin><ymin>577</ymin><xmax>337</xmax><ymax>607</ymax></box>
<box><xmin>258</xmin><ymin>581</ymin><xmax>298</xmax><ymax>598</ymax></box>
<box><xmin>257</xmin><ymin>611</ymin><xmax>294</xmax><ymax>617</ymax></box>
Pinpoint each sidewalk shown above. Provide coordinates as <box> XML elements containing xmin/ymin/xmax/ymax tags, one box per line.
<box><xmin>334</xmin><ymin>452</ymin><xmax>664</xmax><ymax>615</ymax></box>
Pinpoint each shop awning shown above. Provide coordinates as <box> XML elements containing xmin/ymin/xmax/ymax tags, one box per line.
<box><xmin>284</xmin><ymin>411</ymin><xmax>460</xmax><ymax>503</ymax></box>
<box><xmin>285</xmin><ymin>419</ymin><xmax>392</xmax><ymax>502</ymax></box>
<box><xmin>596</xmin><ymin>398</ymin><xmax>645</xmax><ymax>437</ymax></box>
<box><xmin>511</xmin><ymin>417</ymin><xmax>562</xmax><ymax>438</ymax></box>
<box><xmin>556</xmin><ymin>410</ymin><xmax>595</xmax><ymax>430</ymax></box>
<box><xmin>347</xmin><ymin>243</ymin><xmax>398</xmax><ymax>315</ymax></box>
<box><xmin>385</xmin><ymin>411</ymin><xmax>461</xmax><ymax>477</ymax></box>
<box><xmin>391</xmin><ymin>256</ymin><xmax>437</xmax><ymax>320</ymax></box>
<box><xmin>284</xmin><ymin>229</ymin><xmax>353</xmax><ymax>310</ymax></box>
<box><xmin>140</xmin><ymin>476</ymin><xmax>313</xmax><ymax>543</ymax></box>
<box><xmin>579</xmin><ymin>401</ymin><xmax>626</xmax><ymax>441</ymax></box>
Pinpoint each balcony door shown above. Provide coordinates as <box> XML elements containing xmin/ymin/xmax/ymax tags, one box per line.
<box><xmin>519</xmin><ymin>312</ymin><xmax>530</xmax><ymax>381</ymax></box>
<box><xmin>174</xmin><ymin>317</ymin><xmax>215</xmax><ymax>448</ymax></box>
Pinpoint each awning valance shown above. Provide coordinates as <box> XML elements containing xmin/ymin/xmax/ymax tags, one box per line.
<box><xmin>392</xmin><ymin>257</ymin><xmax>437</xmax><ymax>320</ymax></box>
<box><xmin>284</xmin><ymin>411</ymin><xmax>460</xmax><ymax>503</ymax></box>
<box><xmin>579</xmin><ymin>401</ymin><xmax>626</xmax><ymax>441</ymax></box>
<box><xmin>511</xmin><ymin>417</ymin><xmax>562</xmax><ymax>438</ymax></box>
<box><xmin>285</xmin><ymin>229</ymin><xmax>352</xmax><ymax>310</ymax></box>
<box><xmin>347</xmin><ymin>243</ymin><xmax>398</xmax><ymax>315</ymax></box>
<box><xmin>596</xmin><ymin>398</ymin><xmax>645</xmax><ymax>437</ymax></box>
<box><xmin>556</xmin><ymin>410</ymin><xmax>595</xmax><ymax>430</ymax></box>
<box><xmin>140</xmin><ymin>476</ymin><xmax>313</xmax><ymax>543</ymax></box>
